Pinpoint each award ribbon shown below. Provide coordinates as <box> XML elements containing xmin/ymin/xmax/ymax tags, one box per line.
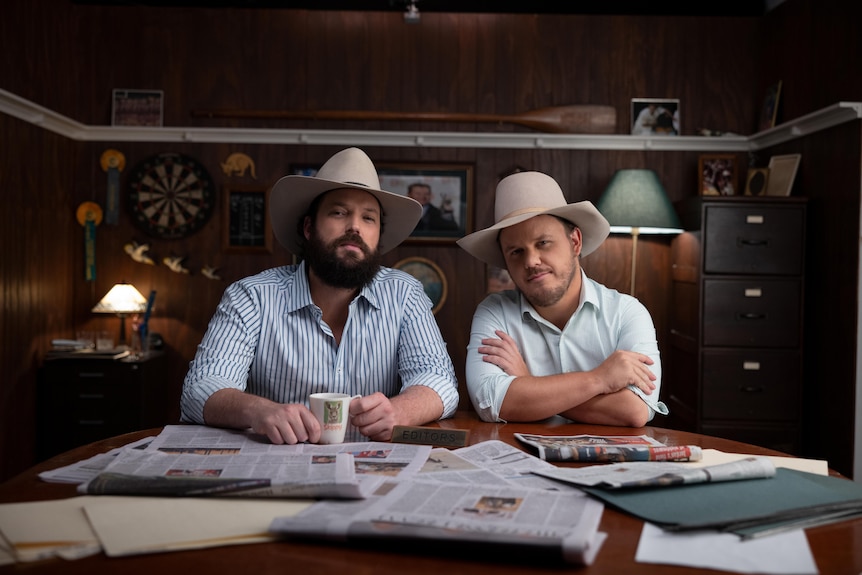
<box><xmin>76</xmin><ymin>202</ymin><xmax>103</xmax><ymax>281</ymax></box>
<box><xmin>100</xmin><ymin>149</ymin><xmax>126</xmax><ymax>226</ymax></box>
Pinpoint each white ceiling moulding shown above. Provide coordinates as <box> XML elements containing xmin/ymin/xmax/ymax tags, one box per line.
<box><xmin>1</xmin><ymin>88</ymin><xmax>859</xmax><ymax>152</ymax></box>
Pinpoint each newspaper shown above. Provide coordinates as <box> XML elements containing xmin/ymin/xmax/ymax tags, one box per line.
<box><xmin>38</xmin><ymin>437</ymin><xmax>155</xmax><ymax>484</ymax></box>
<box><xmin>77</xmin><ymin>425</ymin><xmax>431</xmax><ymax>499</ymax></box>
<box><xmin>515</xmin><ymin>433</ymin><xmax>702</xmax><ymax>462</ymax></box>
<box><xmin>533</xmin><ymin>456</ymin><xmax>776</xmax><ymax>489</ymax></box>
<box><xmin>269</xmin><ymin>478</ymin><xmax>607</xmax><ymax>565</ymax></box>
<box><xmin>415</xmin><ymin>439</ymin><xmax>567</xmax><ymax>491</ymax></box>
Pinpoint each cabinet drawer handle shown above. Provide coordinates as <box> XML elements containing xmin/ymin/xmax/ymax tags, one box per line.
<box><xmin>737</xmin><ymin>238</ymin><xmax>769</xmax><ymax>248</ymax></box>
<box><xmin>738</xmin><ymin>385</ymin><xmax>764</xmax><ymax>393</ymax></box>
<box><xmin>737</xmin><ymin>312</ymin><xmax>766</xmax><ymax>320</ymax></box>
<box><xmin>78</xmin><ymin>420</ymin><xmax>105</xmax><ymax>426</ymax></box>
<box><xmin>79</xmin><ymin>372</ymin><xmax>105</xmax><ymax>378</ymax></box>
<box><xmin>78</xmin><ymin>393</ymin><xmax>105</xmax><ymax>400</ymax></box>
<box><xmin>742</xmin><ymin>361</ymin><xmax>761</xmax><ymax>370</ymax></box>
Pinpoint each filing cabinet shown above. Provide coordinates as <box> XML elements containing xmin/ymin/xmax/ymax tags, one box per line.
<box><xmin>37</xmin><ymin>351</ymin><xmax>169</xmax><ymax>460</ymax></box>
<box><xmin>665</xmin><ymin>197</ymin><xmax>806</xmax><ymax>454</ymax></box>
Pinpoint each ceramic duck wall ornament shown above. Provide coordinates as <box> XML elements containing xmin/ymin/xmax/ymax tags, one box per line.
<box><xmin>124</xmin><ymin>241</ymin><xmax>155</xmax><ymax>265</ymax></box>
<box><xmin>163</xmin><ymin>255</ymin><xmax>190</xmax><ymax>274</ymax></box>
<box><xmin>201</xmin><ymin>266</ymin><xmax>221</xmax><ymax>280</ymax></box>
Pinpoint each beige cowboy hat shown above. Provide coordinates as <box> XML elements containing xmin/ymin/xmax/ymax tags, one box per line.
<box><xmin>269</xmin><ymin>147</ymin><xmax>422</xmax><ymax>254</ymax></box>
<box><xmin>456</xmin><ymin>171</ymin><xmax>609</xmax><ymax>269</ymax></box>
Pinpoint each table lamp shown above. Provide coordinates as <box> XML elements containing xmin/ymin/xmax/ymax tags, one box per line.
<box><xmin>91</xmin><ymin>283</ymin><xmax>148</xmax><ymax>347</ymax></box>
<box><xmin>596</xmin><ymin>169</ymin><xmax>683</xmax><ymax>295</ymax></box>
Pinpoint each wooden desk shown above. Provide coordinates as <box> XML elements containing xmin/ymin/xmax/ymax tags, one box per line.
<box><xmin>2</xmin><ymin>412</ymin><xmax>860</xmax><ymax>574</ymax></box>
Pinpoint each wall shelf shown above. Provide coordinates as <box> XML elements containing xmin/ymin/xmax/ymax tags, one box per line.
<box><xmin>1</xmin><ymin>88</ymin><xmax>859</xmax><ymax>152</ymax></box>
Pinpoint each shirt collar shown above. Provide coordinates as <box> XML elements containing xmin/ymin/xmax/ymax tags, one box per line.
<box><xmin>285</xmin><ymin>260</ymin><xmax>382</xmax><ymax>313</ymax></box>
<box><xmin>518</xmin><ymin>268</ymin><xmax>599</xmax><ymax>328</ymax></box>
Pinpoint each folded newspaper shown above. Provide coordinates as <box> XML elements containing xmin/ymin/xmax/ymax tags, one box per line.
<box><xmin>77</xmin><ymin>425</ymin><xmax>431</xmax><ymax>499</ymax></box>
<box><xmin>270</xmin><ymin>477</ymin><xmax>607</xmax><ymax>565</ymax></box>
<box><xmin>514</xmin><ymin>433</ymin><xmax>702</xmax><ymax>462</ymax></box>
<box><xmin>533</xmin><ymin>456</ymin><xmax>776</xmax><ymax>489</ymax></box>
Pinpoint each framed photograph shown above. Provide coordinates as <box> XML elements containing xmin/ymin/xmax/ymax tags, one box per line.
<box><xmin>631</xmin><ymin>98</ymin><xmax>680</xmax><ymax>135</ymax></box>
<box><xmin>744</xmin><ymin>168</ymin><xmax>770</xmax><ymax>197</ymax></box>
<box><xmin>112</xmin><ymin>89</ymin><xmax>163</xmax><ymax>127</ymax></box>
<box><xmin>765</xmin><ymin>153</ymin><xmax>801</xmax><ymax>197</ymax></box>
<box><xmin>393</xmin><ymin>256</ymin><xmax>448</xmax><ymax>314</ymax></box>
<box><xmin>377</xmin><ymin>163</ymin><xmax>474</xmax><ymax>243</ymax></box>
<box><xmin>698</xmin><ymin>154</ymin><xmax>738</xmax><ymax>196</ymax></box>
<box><xmin>758</xmin><ymin>81</ymin><xmax>782</xmax><ymax>132</ymax></box>
<box><xmin>223</xmin><ymin>185</ymin><xmax>272</xmax><ymax>253</ymax></box>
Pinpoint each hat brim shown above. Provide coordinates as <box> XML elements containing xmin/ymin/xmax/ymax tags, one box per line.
<box><xmin>269</xmin><ymin>175</ymin><xmax>422</xmax><ymax>255</ymax></box>
<box><xmin>456</xmin><ymin>202</ymin><xmax>610</xmax><ymax>269</ymax></box>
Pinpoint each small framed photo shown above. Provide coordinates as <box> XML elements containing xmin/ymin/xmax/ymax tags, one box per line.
<box><xmin>631</xmin><ymin>98</ymin><xmax>680</xmax><ymax>135</ymax></box>
<box><xmin>765</xmin><ymin>153</ymin><xmax>801</xmax><ymax>197</ymax></box>
<box><xmin>744</xmin><ymin>168</ymin><xmax>770</xmax><ymax>196</ymax></box>
<box><xmin>393</xmin><ymin>256</ymin><xmax>448</xmax><ymax>314</ymax></box>
<box><xmin>377</xmin><ymin>163</ymin><xmax>474</xmax><ymax>243</ymax></box>
<box><xmin>698</xmin><ymin>154</ymin><xmax>738</xmax><ymax>196</ymax></box>
<box><xmin>223</xmin><ymin>185</ymin><xmax>272</xmax><ymax>253</ymax></box>
<box><xmin>758</xmin><ymin>81</ymin><xmax>782</xmax><ymax>132</ymax></box>
<box><xmin>112</xmin><ymin>89</ymin><xmax>164</xmax><ymax>127</ymax></box>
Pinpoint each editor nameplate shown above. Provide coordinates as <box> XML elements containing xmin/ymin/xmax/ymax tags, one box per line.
<box><xmin>392</xmin><ymin>426</ymin><xmax>469</xmax><ymax>447</ymax></box>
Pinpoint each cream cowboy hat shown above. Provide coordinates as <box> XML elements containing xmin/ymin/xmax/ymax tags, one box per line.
<box><xmin>269</xmin><ymin>147</ymin><xmax>422</xmax><ymax>254</ymax></box>
<box><xmin>456</xmin><ymin>171</ymin><xmax>610</xmax><ymax>269</ymax></box>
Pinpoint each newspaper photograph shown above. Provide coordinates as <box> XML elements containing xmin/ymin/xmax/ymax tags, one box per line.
<box><xmin>77</xmin><ymin>425</ymin><xmax>431</xmax><ymax>499</ymax></box>
<box><xmin>515</xmin><ymin>433</ymin><xmax>703</xmax><ymax>463</ymax></box>
<box><xmin>270</xmin><ymin>478</ymin><xmax>607</xmax><ymax>565</ymax></box>
<box><xmin>533</xmin><ymin>456</ymin><xmax>776</xmax><ymax>489</ymax></box>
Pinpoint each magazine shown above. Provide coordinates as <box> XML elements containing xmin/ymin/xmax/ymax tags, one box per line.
<box><xmin>78</xmin><ymin>425</ymin><xmax>431</xmax><ymax>499</ymax></box>
<box><xmin>514</xmin><ymin>433</ymin><xmax>702</xmax><ymax>462</ymax></box>
<box><xmin>533</xmin><ymin>456</ymin><xmax>776</xmax><ymax>489</ymax></box>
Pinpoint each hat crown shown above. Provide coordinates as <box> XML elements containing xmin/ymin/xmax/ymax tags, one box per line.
<box><xmin>494</xmin><ymin>172</ymin><xmax>567</xmax><ymax>223</ymax></box>
<box><xmin>316</xmin><ymin>147</ymin><xmax>381</xmax><ymax>191</ymax></box>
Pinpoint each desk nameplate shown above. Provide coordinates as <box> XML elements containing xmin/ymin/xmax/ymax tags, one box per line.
<box><xmin>391</xmin><ymin>425</ymin><xmax>469</xmax><ymax>447</ymax></box>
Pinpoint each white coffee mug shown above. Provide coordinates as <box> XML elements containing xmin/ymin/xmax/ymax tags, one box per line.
<box><xmin>309</xmin><ymin>393</ymin><xmax>361</xmax><ymax>444</ymax></box>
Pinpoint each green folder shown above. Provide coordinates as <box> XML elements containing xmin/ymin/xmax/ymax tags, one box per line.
<box><xmin>582</xmin><ymin>468</ymin><xmax>862</xmax><ymax>537</ymax></box>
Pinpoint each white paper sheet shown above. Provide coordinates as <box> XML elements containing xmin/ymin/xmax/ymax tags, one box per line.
<box><xmin>635</xmin><ymin>522</ymin><xmax>818</xmax><ymax>574</ymax></box>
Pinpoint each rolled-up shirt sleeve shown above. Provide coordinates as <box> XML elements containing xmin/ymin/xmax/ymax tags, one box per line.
<box><xmin>465</xmin><ymin>294</ymin><xmax>516</xmax><ymax>422</ymax></box>
<box><xmin>396</xmin><ymin>279</ymin><xmax>460</xmax><ymax>419</ymax></box>
<box><xmin>181</xmin><ymin>283</ymin><xmax>260</xmax><ymax>424</ymax></box>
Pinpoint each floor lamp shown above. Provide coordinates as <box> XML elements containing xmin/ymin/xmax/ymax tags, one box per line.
<box><xmin>596</xmin><ymin>169</ymin><xmax>683</xmax><ymax>295</ymax></box>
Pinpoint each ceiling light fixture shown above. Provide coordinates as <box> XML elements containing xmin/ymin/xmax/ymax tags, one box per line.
<box><xmin>403</xmin><ymin>0</ymin><xmax>420</xmax><ymax>24</ymax></box>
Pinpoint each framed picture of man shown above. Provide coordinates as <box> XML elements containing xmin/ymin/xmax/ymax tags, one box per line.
<box><xmin>377</xmin><ymin>163</ymin><xmax>474</xmax><ymax>243</ymax></box>
<box><xmin>631</xmin><ymin>98</ymin><xmax>680</xmax><ymax>135</ymax></box>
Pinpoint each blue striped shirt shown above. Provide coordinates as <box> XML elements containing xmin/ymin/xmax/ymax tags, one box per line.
<box><xmin>181</xmin><ymin>261</ymin><xmax>460</xmax><ymax>423</ymax></box>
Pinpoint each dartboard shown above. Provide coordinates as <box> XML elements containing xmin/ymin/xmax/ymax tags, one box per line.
<box><xmin>127</xmin><ymin>152</ymin><xmax>216</xmax><ymax>240</ymax></box>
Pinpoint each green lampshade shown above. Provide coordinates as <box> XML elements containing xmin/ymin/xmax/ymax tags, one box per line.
<box><xmin>596</xmin><ymin>169</ymin><xmax>682</xmax><ymax>234</ymax></box>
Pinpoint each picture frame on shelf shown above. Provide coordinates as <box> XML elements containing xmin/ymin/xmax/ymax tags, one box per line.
<box><xmin>757</xmin><ymin>81</ymin><xmax>782</xmax><ymax>132</ymax></box>
<box><xmin>111</xmin><ymin>89</ymin><xmax>163</xmax><ymax>127</ymax></box>
<box><xmin>631</xmin><ymin>98</ymin><xmax>680</xmax><ymax>135</ymax></box>
<box><xmin>744</xmin><ymin>168</ymin><xmax>770</xmax><ymax>196</ymax></box>
<box><xmin>223</xmin><ymin>185</ymin><xmax>272</xmax><ymax>253</ymax></box>
<box><xmin>765</xmin><ymin>153</ymin><xmax>801</xmax><ymax>196</ymax></box>
<box><xmin>698</xmin><ymin>154</ymin><xmax>738</xmax><ymax>196</ymax></box>
<box><xmin>393</xmin><ymin>256</ymin><xmax>448</xmax><ymax>314</ymax></box>
<box><xmin>377</xmin><ymin>163</ymin><xmax>474</xmax><ymax>243</ymax></box>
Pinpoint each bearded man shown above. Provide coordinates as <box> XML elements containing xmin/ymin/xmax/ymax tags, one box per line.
<box><xmin>181</xmin><ymin>148</ymin><xmax>459</xmax><ymax>444</ymax></box>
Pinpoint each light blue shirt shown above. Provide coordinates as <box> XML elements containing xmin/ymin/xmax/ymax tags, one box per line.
<box><xmin>465</xmin><ymin>269</ymin><xmax>668</xmax><ymax>423</ymax></box>
<box><xmin>181</xmin><ymin>261</ymin><xmax>460</xmax><ymax>424</ymax></box>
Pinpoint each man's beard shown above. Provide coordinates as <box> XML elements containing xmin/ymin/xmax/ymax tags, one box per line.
<box><xmin>304</xmin><ymin>229</ymin><xmax>382</xmax><ymax>290</ymax></box>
